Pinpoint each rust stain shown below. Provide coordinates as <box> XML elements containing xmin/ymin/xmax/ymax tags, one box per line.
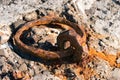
<box><xmin>88</xmin><ymin>48</ymin><xmax>120</xmax><ymax>67</ymax></box>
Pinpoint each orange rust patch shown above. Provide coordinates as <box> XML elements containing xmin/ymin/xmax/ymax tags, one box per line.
<box><xmin>76</xmin><ymin>66</ymin><xmax>95</xmax><ymax>80</ymax></box>
<box><xmin>82</xmin><ymin>67</ymin><xmax>95</xmax><ymax>80</ymax></box>
<box><xmin>88</xmin><ymin>48</ymin><xmax>120</xmax><ymax>67</ymax></box>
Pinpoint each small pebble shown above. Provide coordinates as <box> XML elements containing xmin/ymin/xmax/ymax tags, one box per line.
<box><xmin>29</xmin><ymin>61</ymin><xmax>35</xmax><ymax>67</ymax></box>
<box><xmin>18</xmin><ymin>59</ymin><xmax>24</xmax><ymax>65</ymax></box>
<box><xmin>33</xmin><ymin>70</ymin><xmax>60</xmax><ymax>80</ymax></box>
<box><xmin>24</xmin><ymin>11</ymin><xmax>38</xmax><ymax>21</ymax></box>
<box><xmin>0</xmin><ymin>49</ymin><xmax>5</xmax><ymax>56</ymax></box>
<box><xmin>33</xmin><ymin>66</ymin><xmax>40</xmax><ymax>75</ymax></box>
<box><xmin>2</xmin><ymin>63</ymin><xmax>13</xmax><ymax>73</ymax></box>
<box><xmin>13</xmin><ymin>19</ymin><xmax>26</xmax><ymax>29</ymax></box>
<box><xmin>0</xmin><ymin>26</ymin><xmax>11</xmax><ymax>44</ymax></box>
<box><xmin>19</xmin><ymin>63</ymin><xmax>28</xmax><ymax>71</ymax></box>
<box><xmin>28</xmin><ymin>68</ymin><xmax>35</xmax><ymax>76</ymax></box>
<box><xmin>13</xmin><ymin>70</ymin><xmax>24</xmax><ymax>79</ymax></box>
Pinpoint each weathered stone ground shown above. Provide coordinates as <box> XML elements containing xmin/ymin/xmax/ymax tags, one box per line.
<box><xmin>0</xmin><ymin>0</ymin><xmax>120</xmax><ymax>80</ymax></box>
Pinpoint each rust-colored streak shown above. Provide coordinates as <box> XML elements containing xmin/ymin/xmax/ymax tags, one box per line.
<box><xmin>89</xmin><ymin>48</ymin><xmax>117</xmax><ymax>67</ymax></box>
<box><xmin>14</xmin><ymin>14</ymin><xmax>87</xmax><ymax>60</ymax></box>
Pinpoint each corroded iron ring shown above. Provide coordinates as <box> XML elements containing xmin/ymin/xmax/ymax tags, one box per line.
<box><xmin>14</xmin><ymin>15</ymin><xmax>87</xmax><ymax>60</ymax></box>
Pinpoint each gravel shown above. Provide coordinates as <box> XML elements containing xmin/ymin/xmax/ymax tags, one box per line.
<box><xmin>0</xmin><ymin>25</ymin><xmax>11</xmax><ymax>44</ymax></box>
<box><xmin>33</xmin><ymin>71</ymin><xmax>60</xmax><ymax>80</ymax></box>
<box><xmin>0</xmin><ymin>0</ymin><xmax>120</xmax><ymax>80</ymax></box>
<box><xmin>84</xmin><ymin>0</ymin><xmax>120</xmax><ymax>55</ymax></box>
<box><xmin>23</xmin><ymin>11</ymin><xmax>38</xmax><ymax>21</ymax></box>
<box><xmin>94</xmin><ymin>58</ymin><xmax>112</xmax><ymax>79</ymax></box>
<box><xmin>0</xmin><ymin>0</ymin><xmax>68</xmax><ymax>26</ymax></box>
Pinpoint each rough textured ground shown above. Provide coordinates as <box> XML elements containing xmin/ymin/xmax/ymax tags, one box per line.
<box><xmin>85</xmin><ymin>0</ymin><xmax>120</xmax><ymax>55</ymax></box>
<box><xmin>0</xmin><ymin>0</ymin><xmax>120</xmax><ymax>80</ymax></box>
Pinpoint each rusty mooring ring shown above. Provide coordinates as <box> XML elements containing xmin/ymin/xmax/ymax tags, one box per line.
<box><xmin>14</xmin><ymin>15</ymin><xmax>87</xmax><ymax>60</ymax></box>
